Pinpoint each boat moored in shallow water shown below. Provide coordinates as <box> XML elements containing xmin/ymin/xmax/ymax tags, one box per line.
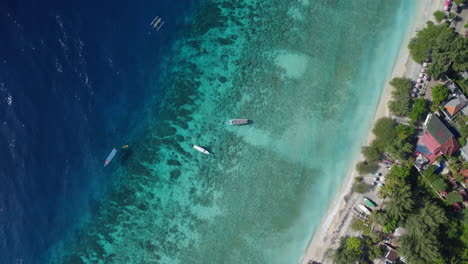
<box><xmin>226</xmin><ymin>119</ymin><xmax>249</xmax><ymax>125</ymax></box>
<box><xmin>193</xmin><ymin>145</ymin><xmax>210</xmax><ymax>155</ymax></box>
<box><xmin>104</xmin><ymin>148</ymin><xmax>117</xmax><ymax>166</ymax></box>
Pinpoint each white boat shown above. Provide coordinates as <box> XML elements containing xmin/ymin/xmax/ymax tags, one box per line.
<box><xmin>358</xmin><ymin>204</ymin><xmax>372</xmax><ymax>215</ymax></box>
<box><xmin>226</xmin><ymin>119</ymin><xmax>249</xmax><ymax>125</ymax></box>
<box><xmin>104</xmin><ymin>148</ymin><xmax>117</xmax><ymax>166</ymax></box>
<box><xmin>193</xmin><ymin>145</ymin><xmax>210</xmax><ymax>155</ymax></box>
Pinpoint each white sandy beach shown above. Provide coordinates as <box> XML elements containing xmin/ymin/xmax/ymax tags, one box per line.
<box><xmin>301</xmin><ymin>0</ymin><xmax>443</xmax><ymax>263</ymax></box>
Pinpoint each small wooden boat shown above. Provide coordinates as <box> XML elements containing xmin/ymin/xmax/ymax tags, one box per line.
<box><xmin>193</xmin><ymin>145</ymin><xmax>210</xmax><ymax>155</ymax></box>
<box><xmin>226</xmin><ymin>119</ymin><xmax>249</xmax><ymax>125</ymax></box>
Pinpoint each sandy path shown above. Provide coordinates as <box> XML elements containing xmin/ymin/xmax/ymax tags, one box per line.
<box><xmin>300</xmin><ymin>0</ymin><xmax>442</xmax><ymax>263</ymax></box>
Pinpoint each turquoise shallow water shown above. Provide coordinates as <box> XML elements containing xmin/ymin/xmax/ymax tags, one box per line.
<box><xmin>51</xmin><ymin>0</ymin><xmax>418</xmax><ymax>263</ymax></box>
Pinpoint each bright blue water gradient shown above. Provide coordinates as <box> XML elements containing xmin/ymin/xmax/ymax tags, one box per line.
<box><xmin>0</xmin><ymin>0</ymin><xmax>197</xmax><ymax>262</ymax></box>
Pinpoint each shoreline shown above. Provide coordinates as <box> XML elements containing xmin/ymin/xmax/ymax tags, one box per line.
<box><xmin>300</xmin><ymin>0</ymin><xmax>442</xmax><ymax>263</ymax></box>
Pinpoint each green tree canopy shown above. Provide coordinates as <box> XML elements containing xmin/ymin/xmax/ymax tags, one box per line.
<box><xmin>396</xmin><ymin>124</ymin><xmax>414</xmax><ymax>140</ymax></box>
<box><xmin>387</xmin><ymin>138</ymin><xmax>413</xmax><ymax>161</ymax></box>
<box><xmin>432</xmin><ymin>178</ymin><xmax>448</xmax><ymax>192</ymax></box>
<box><xmin>384</xmin><ymin>164</ymin><xmax>412</xmax><ymax>195</ymax></box>
<box><xmin>346</xmin><ymin>237</ymin><xmax>362</xmax><ymax>252</ymax></box>
<box><xmin>433</xmin><ymin>10</ymin><xmax>446</xmax><ymax>22</ymax></box>
<box><xmin>362</xmin><ymin>144</ymin><xmax>381</xmax><ymax>163</ymax></box>
<box><xmin>427</xmin><ymin>62</ymin><xmax>448</xmax><ymax>79</ymax></box>
<box><xmin>334</xmin><ymin>237</ymin><xmax>364</xmax><ymax>264</ymax></box>
<box><xmin>356</xmin><ymin>161</ymin><xmax>378</xmax><ymax>175</ymax></box>
<box><xmin>410</xmin><ymin>98</ymin><xmax>429</xmax><ymax>123</ymax></box>
<box><xmin>455</xmin><ymin>115</ymin><xmax>468</xmax><ymax>138</ymax></box>
<box><xmin>353</xmin><ymin>182</ymin><xmax>370</xmax><ymax>194</ymax></box>
<box><xmin>450</xmin><ymin>37</ymin><xmax>468</xmax><ymax>72</ymax></box>
<box><xmin>388</xmin><ymin>77</ymin><xmax>413</xmax><ymax>116</ymax></box>
<box><xmin>446</xmin><ymin>191</ymin><xmax>463</xmax><ymax>204</ymax></box>
<box><xmin>387</xmin><ymin>185</ymin><xmax>414</xmax><ymax>221</ymax></box>
<box><xmin>372</xmin><ymin>117</ymin><xmax>397</xmax><ymax>150</ymax></box>
<box><xmin>400</xmin><ymin>202</ymin><xmax>447</xmax><ymax>264</ymax></box>
<box><xmin>431</xmin><ymin>84</ymin><xmax>449</xmax><ymax>107</ymax></box>
<box><xmin>408</xmin><ymin>22</ymin><xmax>453</xmax><ymax>63</ymax></box>
<box><xmin>455</xmin><ymin>0</ymin><xmax>467</xmax><ymax>5</ymax></box>
<box><xmin>408</xmin><ymin>21</ymin><xmax>467</xmax><ymax>75</ymax></box>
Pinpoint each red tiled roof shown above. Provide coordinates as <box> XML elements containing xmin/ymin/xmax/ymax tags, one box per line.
<box><xmin>421</xmin><ymin>132</ymin><xmax>441</xmax><ymax>154</ymax></box>
<box><xmin>416</xmin><ymin>126</ymin><xmax>460</xmax><ymax>164</ymax></box>
<box><xmin>440</xmin><ymin>137</ymin><xmax>460</xmax><ymax>155</ymax></box>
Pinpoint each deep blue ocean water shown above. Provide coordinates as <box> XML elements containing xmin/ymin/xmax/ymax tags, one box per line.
<box><xmin>0</xmin><ymin>0</ymin><xmax>197</xmax><ymax>262</ymax></box>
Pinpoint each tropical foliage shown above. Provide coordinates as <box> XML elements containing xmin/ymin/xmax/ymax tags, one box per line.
<box><xmin>399</xmin><ymin>202</ymin><xmax>448</xmax><ymax>264</ymax></box>
<box><xmin>345</xmin><ymin>16</ymin><xmax>468</xmax><ymax>263</ymax></box>
<box><xmin>409</xmin><ymin>98</ymin><xmax>428</xmax><ymax>124</ymax></box>
<box><xmin>433</xmin><ymin>10</ymin><xmax>446</xmax><ymax>22</ymax></box>
<box><xmin>408</xmin><ymin>22</ymin><xmax>468</xmax><ymax>74</ymax></box>
<box><xmin>388</xmin><ymin>77</ymin><xmax>413</xmax><ymax>116</ymax></box>
<box><xmin>334</xmin><ymin>236</ymin><xmax>363</xmax><ymax>264</ymax></box>
<box><xmin>431</xmin><ymin>84</ymin><xmax>449</xmax><ymax>108</ymax></box>
<box><xmin>445</xmin><ymin>191</ymin><xmax>463</xmax><ymax>204</ymax></box>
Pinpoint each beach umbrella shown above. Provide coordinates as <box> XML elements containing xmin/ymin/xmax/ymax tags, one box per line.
<box><xmin>417</xmin><ymin>84</ymin><xmax>422</xmax><ymax>88</ymax></box>
<box><xmin>423</xmin><ymin>62</ymin><xmax>428</xmax><ymax>67</ymax></box>
<box><xmin>413</xmin><ymin>88</ymin><xmax>418</xmax><ymax>92</ymax></box>
<box><xmin>417</xmin><ymin>78</ymin><xmax>422</xmax><ymax>83</ymax></box>
<box><xmin>419</xmin><ymin>73</ymin><xmax>424</xmax><ymax>77</ymax></box>
<box><xmin>423</xmin><ymin>75</ymin><xmax>428</xmax><ymax>80</ymax></box>
<box><xmin>421</xmin><ymin>68</ymin><xmax>426</xmax><ymax>73</ymax></box>
<box><xmin>411</xmin><ymin>93</ymin><xmax>416</xmax><ymax>98</ymax></box>
<box><xmin>444</xmin><ymin>6</ymin><xmax>449</xmax><ymax>10</ymax></box>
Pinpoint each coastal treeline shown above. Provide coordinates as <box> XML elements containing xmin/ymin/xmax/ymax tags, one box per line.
<box><xmin>408</xmin><ymin>21</ymin><xmax>468</xmax><ymax>79</ymax></box>
<box><xmin>333</xmin><ymin>5</ymin><xmax>468</xmax><ymax>263</ymax></box>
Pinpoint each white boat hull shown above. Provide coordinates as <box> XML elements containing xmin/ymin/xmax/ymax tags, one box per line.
<box><xmin>193</xmin><ymin>145</ymin><xmax>210</xmax><ymax>155</ymax></box>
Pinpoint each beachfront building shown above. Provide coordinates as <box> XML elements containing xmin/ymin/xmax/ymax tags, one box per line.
<box><xmin>414</xmin><ymin>114</ymin><xmax>460</xmax><ymax>169</ymax></box>
<box><xmin>441</xmin><ymin>79</ymin><xmax>468</xmax><ymax>120</ymax></box>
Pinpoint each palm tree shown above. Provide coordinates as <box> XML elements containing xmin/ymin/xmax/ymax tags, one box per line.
<box><xmin>387</xmin><ymin>185</ymin><xmax>414</xmax><ymax>220</ymax></box>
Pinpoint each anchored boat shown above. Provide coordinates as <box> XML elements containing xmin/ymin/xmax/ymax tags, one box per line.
<box><xmin>193</xmin><ymin>145</ymin><xmax>210</xmax><ymax>155</ymax></box>
<box><xmin>150</xmin><ymin>16</ymin><xmax>165</xmax><ymax>31</ymax></box>
<box><xmin>104</xmin><ymin>148</ymin><xmax>117</xmax><ymax>166</ymax></box>
<box><xmin>226</xmin><ymin>119</ymin><xmax>249</xmax><ymax>125</ymax></box>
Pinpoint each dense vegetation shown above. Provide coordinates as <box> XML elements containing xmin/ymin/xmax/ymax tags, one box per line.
<box><xmin>431</xmin><ymin>84</ymin><xmax>449</xmax><ymax>110</ymax></box>
<box><xmin>433</xmin><ymin>10</ymin><xmax>446</xmax><ymax>23</ymax></box>
<box><xmin>336</xmin><ymin>9</ymin><xmax>468</xmax><ymax>264</ymax></box>
<box><xmin>408</xmin><ymin>22</ymin><xmax>468</xmax><ymax>78</ymax></box>
<box><xmin>333</xmin><ymin>236</ymin><xmax>385</xmax><ymax>264</ymax></box>
<box><xmin>409</xmin><ymin>98</ymin><xmax>428</xmax><ymax>123</ymax></box>
<box><xmin>388</xmin><ymin>77</ymin><xmax>413</xmax><ymax>117</ymax></box>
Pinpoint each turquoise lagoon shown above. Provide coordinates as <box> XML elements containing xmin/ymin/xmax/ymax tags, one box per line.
<box><xmin>54</xmin><ymin>0</ymin><xmax>418</xmax><ymax>263</ymax></box>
